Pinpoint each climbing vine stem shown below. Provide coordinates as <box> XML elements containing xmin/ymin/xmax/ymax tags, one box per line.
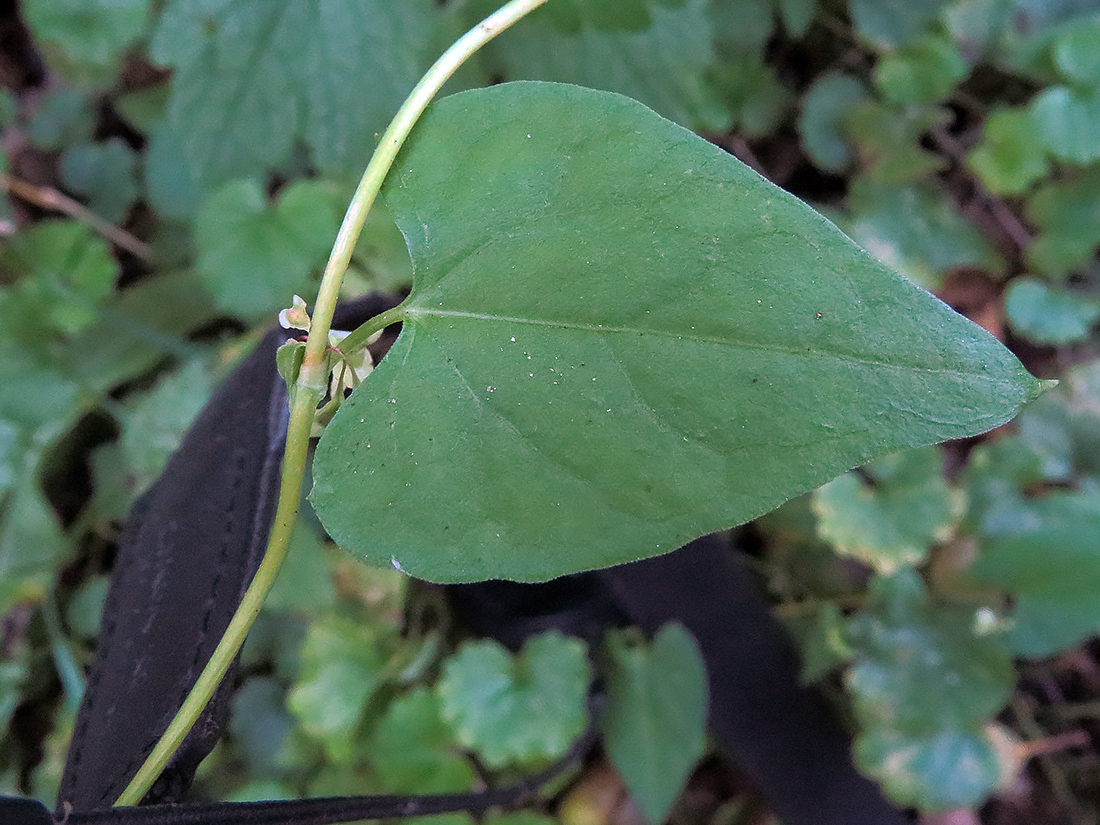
<box><xmin>115</xmin><ymin>0</ymin><xmax>550</xmax><ymax>805</ymax></box>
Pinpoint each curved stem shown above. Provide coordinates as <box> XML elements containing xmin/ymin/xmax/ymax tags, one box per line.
<box><xmin>114</xmin><ymin>0</ymin><xmax>548</xmax><ymax>805</ymax></box>
<box><xmin>115</xmin><ymin>377</ymin><xmax>319</xmax><ymax>805</ymax></box>
<box><xmin>299</xmin><ymin>0</ymin><xmax>549</xmax><ymax>394</ymax></box>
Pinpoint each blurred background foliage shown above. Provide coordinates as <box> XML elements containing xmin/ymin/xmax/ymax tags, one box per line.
<box><xmin>2</xmin><ymin>0</ymin><xmax>1100</xmax><ymax>821</ymax></box>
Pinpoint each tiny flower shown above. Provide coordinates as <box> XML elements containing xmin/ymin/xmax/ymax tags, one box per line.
<box><xmin>278</xmin><ymin>295</ymin><xmax>311</xmax><ymax>332</ymax></box>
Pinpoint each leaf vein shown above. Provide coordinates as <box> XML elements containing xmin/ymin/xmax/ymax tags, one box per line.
<box><xmin>406</xmin><ymin>308</ymin><xmax>999</xmax><ymax>379</ymax></box>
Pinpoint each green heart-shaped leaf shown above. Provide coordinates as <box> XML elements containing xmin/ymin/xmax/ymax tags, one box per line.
<box><xmin>311</xmin><ymin>81</ymin><xmax>1040</xmax><ymax>583</ymax></box>
<box><xmin>601</xmin><ymin>624</ymin><xmax>707</xmax><ymax>825</ymax></box>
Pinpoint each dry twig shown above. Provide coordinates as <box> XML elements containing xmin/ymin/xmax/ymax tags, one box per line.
<box><xmin>1</xmin><ymin>171</ymin><xmax>154</xmax><ymax>262</ymax></box>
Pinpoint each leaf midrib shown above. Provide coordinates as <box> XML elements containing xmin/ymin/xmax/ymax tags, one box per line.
<box><xmin>405</xmin><ymin>306</ymin><xmax>1005</xmax><ymax>379</ymax></box>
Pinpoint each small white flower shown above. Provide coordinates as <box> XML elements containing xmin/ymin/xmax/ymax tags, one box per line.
<box><xmin>278</xmin><ymin>295</ymin><xmax>311</xmax><ymax>332</ymax></box>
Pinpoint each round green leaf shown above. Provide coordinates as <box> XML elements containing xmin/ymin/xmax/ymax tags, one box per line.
<box><xmin>964</xmin><ymin>360</ymin><xmax>1100</xmax><ymax>538</ymax></box>
<box><xmin>843</xmin><ymin>101</ymin><xmax>948</xmax><ymax>185</ymax></box>
<box><xmin>22</xmin><ymin>0</ymin><xmax>150</xmax><ymax>84</ymax></box>
<box><xmin>709</xmin><ymin>57</ymin><xmax>792</xmax><ymax>138</ymax></box>
<box><xmin>437</xmin><ymin>631</ymin><xmax>590</xmax><ymax>768</ymax></box>
<box><xmin>812</xmin><ymin>446</ymin><xmax>965</xmax><ymax>573</ymax></box>
<box><xmin>966</xmin><ymin>107</ymin><xmax>1048</xmax><ymax>196</ymax></box>
<box><xmin>844</xmin><ymin>178</ymin><xmax>1004</xmax><ymax>289</ymax></box>
<box><xmin>1025</xmin><ymin>165</ymin><xmax>1100</xmax><ymax>277</ymax></box>
<box><xmin>970</xmin><ymin>492</ymin><xmax>1100</xmax><ymax>658</ymax></box>
<box><xmin>798</xmin><ymin>72</ymin><xmax>868</xmax><ymax>172</ymax></box>
<box><xmin>1031</xmin><ymin>85</ymin><xmax>1100</xmax><ymax>164</ymax></box>
<box><xmin>1</xmin><ymin>220</ymin><xmax>117</xmax><ymax>337</ymax></box>
<box><xmin>24</xmin><ymin>88</ymin><xmax>94</xmax><ymax>151</ymax></box>
<box><xmin>311</xmin><ymin>82</ymin><xmax>1040</xmax><ymax>583</ymax></box>
<box><xmin>874</xmin><ymin>35</ymin><xmax>968</xmax><ymax>105</ymax></box>
<box><xmin>371</xmin><ymin>687</ymin><xmax>476</xmax><ymax>793</ymax></box>
<box><xmin>1005</xmin><ymin>276</ymin><xmax>1100</xmax><ymax>346</ymax></box>
<box><xmin>1054</xmin><ymin>18</ymin><xmax>1100</xmax><ymax>85</ymax></box>
<box><xmin>961</xmin><ymin>436</ymin><xmax>1047</xmax><ymax>536</ymax></box>
<box><xmin>286</xmin><ymin>616</ymin><xmax>388</xmax><ymax>763</ymax></box>
<box><xmin>854</xmin><ymin>724</ymin><xmax>1017</xmax><ymax>811</ymax></box>
<box><xmin>849</xmin><ymin>0</ymin><xmax>947</xmax><ymax>48</ymax></box>
<box><xmin>59</xmin><ymin>138</ymin><xmax>139</xmax><ymax>224</ymax></box>
<box><xmin>845</xmin><ymin>571</ymin><xmax>1015</xmax><ymax>731</ymax></box>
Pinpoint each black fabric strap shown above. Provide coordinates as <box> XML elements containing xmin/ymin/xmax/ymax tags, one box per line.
<box><xmin>57</xmin><ymin>296</ymin><xmax>400</xmax><ymax>810</ymax></box>
<box><xmin>58</xmin><ymin>324</ymin><xmax>291</xmax><ymax>808</ymax></box>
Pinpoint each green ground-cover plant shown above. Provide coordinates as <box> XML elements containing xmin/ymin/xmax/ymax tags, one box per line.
<box><xmin>4</xmin><ymin>0</ymin><xmax>1100</xmax><ymax>819</ymax></box>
